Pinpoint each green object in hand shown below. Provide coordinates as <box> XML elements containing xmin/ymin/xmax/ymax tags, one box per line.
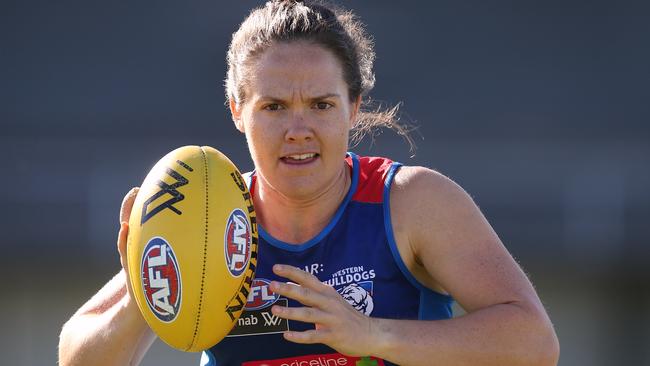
<box><xmin>356</xmin><ymin>356</ymin><xmax>378</xmax><ymax>366</ymax></box>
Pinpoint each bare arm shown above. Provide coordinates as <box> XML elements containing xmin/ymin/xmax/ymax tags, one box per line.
<box><xmin>369</xmin><ymin>167</ymin><xmax>559</xmax><ymax>365</ymax></box>
<box><xmin>58</xmin><ymin>188</ymin><xmax>156</xmax><ymax>366</ymax></box>
<box><xmin>268</xmin><ymin>167</ymin><xmax>559</xmax><ymax>365</ymax></box>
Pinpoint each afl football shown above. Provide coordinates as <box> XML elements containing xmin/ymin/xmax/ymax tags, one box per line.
<box><xmin>127</xmin><ymin>145</ymin><xmax>257</xmax><ymax>352</ymax></box>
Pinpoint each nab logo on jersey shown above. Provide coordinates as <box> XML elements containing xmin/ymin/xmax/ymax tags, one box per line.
<box><xmin>246</xmin><ymin>278</ymin><xmax>280</xmax><ymax>311</ymax></box>
<box><xmin>141</xmin><ymin>237</ymin><xmax>182</xmax><ymax>322</ymax></box>
<box><xmin>224</xmin><ymin>208</ymin><xmax>251</xmax><ymax>277</ymax></box>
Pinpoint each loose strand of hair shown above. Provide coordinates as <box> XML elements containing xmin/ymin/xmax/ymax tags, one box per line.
<box><xmin>350</xmin><ymin>100</ymin><xmax>418</xmax><ymax>156</ymax></box>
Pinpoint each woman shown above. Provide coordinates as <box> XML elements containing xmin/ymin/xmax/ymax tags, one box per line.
<box><xmin>59</xmin><ymin>1</ymin><xmax>559</xmax><ymax>365</ymax></box>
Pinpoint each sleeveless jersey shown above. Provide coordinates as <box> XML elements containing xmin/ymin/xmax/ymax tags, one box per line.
<box><xmin>201</xmin><ymin>153</ymin><xmax>453</xmax><ymax>366</ymax></box>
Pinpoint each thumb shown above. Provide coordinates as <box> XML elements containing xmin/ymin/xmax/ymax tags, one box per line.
<box><xmin>117</xmin><ymin>222</ymin><xmax>129</xmax><ymax>269</ymax></box>
<box><xmin>120</xmin><ymin>187</ymin><xmax>140</xmax><ymax>224</ymax></box>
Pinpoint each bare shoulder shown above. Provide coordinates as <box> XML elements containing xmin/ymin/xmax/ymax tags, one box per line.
<box><xmin>390</xmin><ymin>165</ymin><xmax>487</xmax><ymax>258</ymax></box>
<box><xmin>390</xmin><ymin>165</ymin><xmax>477</xmax><ymax>230</ymax></box>
<box><xmin>388</xmin><ymin>166</ymin><xmax>480</xmax><ymax>293</ymax></box>
<box><xmin>390</xmin><ymin>165</ymin><xmax>539</xmax><ymax>312</ymax></box>
<box><xmin>389</xmin><ymin>164</ymin><xmax>483</xmax><ymax>262</ymax></box>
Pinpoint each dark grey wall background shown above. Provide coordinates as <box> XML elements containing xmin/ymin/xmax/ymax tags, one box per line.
<box><xmin>2</xmin><ymin>0</ymin><xmax>649</xmax><ymax>365</ymax></box>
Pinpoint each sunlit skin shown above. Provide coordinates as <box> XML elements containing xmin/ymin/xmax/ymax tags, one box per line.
<box><xmin>230</xmin><ymin>41</ymin><xmax>360</xmax><ymax>244</ymax></box>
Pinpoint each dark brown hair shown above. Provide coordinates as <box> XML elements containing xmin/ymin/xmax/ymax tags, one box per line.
<box><xmin>226</xmin><ymin>0</ymin><xmax>413</xmax><ymax>149</ymax></box>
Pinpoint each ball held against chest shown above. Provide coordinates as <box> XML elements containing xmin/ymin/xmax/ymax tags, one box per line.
<box><xmin>127</xmin><ymin>146</ymin><xmax>258</xmax><ymax>352</ymax></box>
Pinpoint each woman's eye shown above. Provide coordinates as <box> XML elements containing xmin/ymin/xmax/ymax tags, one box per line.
<box><xmin>315</xmin><ymin>102</ymin><xmax>332</xmax><ymax>110</ymax></box>
<box><xmin>264</xmin><ymin>103</ymin><xmax>282</xmax><ymax>111</ymax></box>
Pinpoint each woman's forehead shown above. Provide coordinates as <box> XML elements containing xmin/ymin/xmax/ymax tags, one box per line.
<box><xmin>257</xmin><ymin>41</ymin><xmax>335</xmax><ymax>64</ymax></box>
<box><xmin>247</xmin><ymin>42</ymin><xmax>347</xmax><ymax>98</ymax></box>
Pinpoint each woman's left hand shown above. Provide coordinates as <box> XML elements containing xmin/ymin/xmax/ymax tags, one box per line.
<box><xmin>269</xmin><ymin>264</ymin><xmax>375</xmax><ymax>356</ymax></box>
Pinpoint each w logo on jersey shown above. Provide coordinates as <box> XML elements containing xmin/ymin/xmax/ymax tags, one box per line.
<box><xmin>340</xmin><ymin>282</ymin><xmax>374</xmax><ymax>316</ymax></box>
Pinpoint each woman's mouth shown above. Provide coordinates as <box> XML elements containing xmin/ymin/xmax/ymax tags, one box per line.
<box><xmin>280</xmin><ymin>153</ymin><xmax>319</xmax><ymax>165</ymax></box>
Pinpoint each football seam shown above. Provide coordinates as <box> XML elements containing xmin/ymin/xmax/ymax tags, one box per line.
<box><xmin>190</xmin><ymin>146</ymin><xmax>209</xmax><ymax>350</ymax></box>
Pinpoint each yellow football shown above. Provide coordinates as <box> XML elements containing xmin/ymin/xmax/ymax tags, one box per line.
<box><xmin>126</xmin><ymin>145</ymin><xmax>257</xmax><ymax>352</ymax></box>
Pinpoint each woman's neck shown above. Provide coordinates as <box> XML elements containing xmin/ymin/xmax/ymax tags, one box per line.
<box><xmin>253</xmin><ymin>163</ymin><xmax>351</xmax><ymax>244</ymax></box>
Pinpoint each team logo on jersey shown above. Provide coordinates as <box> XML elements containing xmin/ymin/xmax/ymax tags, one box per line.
<box><xmin>224</xmin><ymin>208</ymin><xmax>252</xmax><ymax>277</ymax></box>
<box><xmin>141</xmin><ymin>237</ymin><xmax>181</xmax><ymax>322</ymax></box>
<box><xmin>340</xmin><ymin>282</ymin><xmax>374</xmax><ymax>316</ymax></box>
<box><xmin>325</xmin><ymin>265</ymin><xmax>376</xmax><ymax>316</ymax></box>
<box><xmin>246</xmin><ymin>278</ymin><xmax>280</xmax><ymax>311</ymax></box>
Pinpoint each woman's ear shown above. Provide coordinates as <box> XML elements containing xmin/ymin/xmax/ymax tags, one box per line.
<box><xmin>229</xmin><ymin>98</ymin><xmax>245</xmax><ymax>133</ymax></box>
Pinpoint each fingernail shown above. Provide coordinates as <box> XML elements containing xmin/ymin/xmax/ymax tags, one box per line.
<box><xmin>274</xmin><ymin>264</ymin><xmax>284</xmax><ymax>272</ymax></box>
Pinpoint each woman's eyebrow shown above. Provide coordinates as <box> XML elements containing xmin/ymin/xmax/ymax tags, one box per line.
<box><xmin>311</xmin><ymin>93</ymin><xmax>341</xmax><ymax>100</ymax></box>
<box><xmin>258</xmin><ymin>93</ymin><xmax>342</xmax><ymax>103</ymax></box>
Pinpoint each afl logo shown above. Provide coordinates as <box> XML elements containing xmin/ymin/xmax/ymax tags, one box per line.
<box><xmin>224</xmin><ymin>208</ymin><xmax>252</xmax><ymax>277</ymax></box>
<box><xmin>141</xmin><ymin>237</ymin><xmax>181</xmax><ymax>322</ymax></box>
<box><xmin>246</xmin><ymin>278</ymin><xmax>280</xmax><ymax>311</ymax></box>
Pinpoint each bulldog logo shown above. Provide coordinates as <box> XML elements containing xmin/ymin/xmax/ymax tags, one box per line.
<box><xmin>340</xmin><ymin>283</ymin><xmax>374</xmax><ymax>316</ymax></box>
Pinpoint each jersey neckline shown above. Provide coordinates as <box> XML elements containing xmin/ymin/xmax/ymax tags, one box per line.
<box><xmin>252</xmin><ymin>152</ymin><xmax>360</xmax><ymax>252</ymax></box>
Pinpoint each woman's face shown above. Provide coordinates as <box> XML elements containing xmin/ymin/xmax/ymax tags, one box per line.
<box><xmin>231</xmin><ymin>41</ymin><xmax>359</xmax><ymax>200</ymax></box>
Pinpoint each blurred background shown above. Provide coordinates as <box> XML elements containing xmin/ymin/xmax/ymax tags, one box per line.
<box><xmin>2</xmin><ymin>0</ymin><xmax>649</xmax><ymax>364</ymax></box>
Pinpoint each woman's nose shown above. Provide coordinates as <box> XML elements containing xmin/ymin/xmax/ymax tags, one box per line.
<box><xmin>284</xmin><ymin>112</ymin><xmax>314</xmax><ymax>142</ymax></box>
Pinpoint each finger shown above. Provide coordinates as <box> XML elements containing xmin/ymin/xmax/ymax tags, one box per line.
<box><xmin>273</xmin><ymin>264</ymin><xmax>329</xmax><ymax>291</ymax></box>
<box><xmin>270</xmin><ymin>281</ymin><xmax>327</xmax><ymax>308</ymax></box>
<box><xmin>283</xmin><ymin>329</ymin><xmax>329</xmax><ymax>345</ymax></box>
<box><xmin>120</xmin><ymin>187</ymin><xmax>140</xmax><ymax>224</ymax></box>
<box><xmin>271</xmin><ymin>304</ymin><xmax>331</xmax><ymax>324</ymax></box>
